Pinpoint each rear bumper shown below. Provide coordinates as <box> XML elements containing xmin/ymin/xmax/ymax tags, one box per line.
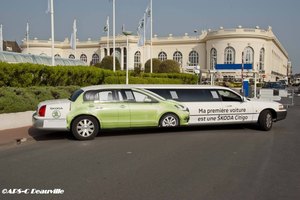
<box><xmin>275</xmin><ymin>110</ymin><xmax>287</xmax><ymax>122</ymax></box>
<box><xmin>32</xmin><ymin>112</ymin><xmax>68</xmax><ymax>130</ymax></box>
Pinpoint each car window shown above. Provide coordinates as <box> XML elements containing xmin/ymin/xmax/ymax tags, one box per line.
<box><xmin>132</xmin><ymin>91</ymin><xmax>153</xmax><ymax>103</ymax></box>
<box><xmin>99</xmin><ymin>91</ymin><xmax>114</xmax><ymax>102</ymax></box>
<box><xmin>69</xmin><ymin>89</ymin><xmax>84</xmax><ymax>102</ymax></box>
<box><xmin>217</xmin><ymin>90</ymin><xmax>242</xmax><ymax>102</ymax></box>
<box><xmin>84</xmin><ymin>90</ymin><xmax>115</xmax><ymax>102</ymax></box>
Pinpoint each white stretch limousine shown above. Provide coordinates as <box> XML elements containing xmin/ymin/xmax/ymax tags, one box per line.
<box><xmin>137</xmin><ymin>85</ymin><xmax>287</xmax><ymax>131</ymax></box>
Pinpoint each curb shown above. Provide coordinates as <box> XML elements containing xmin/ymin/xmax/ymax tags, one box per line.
<box><xmin>0</xmin><ymin>111</ymin><xmax>34</xmax><ymax>131</ymax></box>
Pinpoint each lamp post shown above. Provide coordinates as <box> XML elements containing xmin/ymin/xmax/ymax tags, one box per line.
<box><xmin>123</xmin><ymin>31</ymin><xmax>132</xmax><ymax>85</ymax></box>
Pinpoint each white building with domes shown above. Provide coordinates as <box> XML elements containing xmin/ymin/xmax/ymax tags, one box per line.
<box><xmin>21</xmin><ymin>26</ymin><xmax>291</xmax><ymax>82</ymax></box>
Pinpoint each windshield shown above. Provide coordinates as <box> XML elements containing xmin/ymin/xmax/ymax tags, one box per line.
<box><xmin>69</xmin><ymin>89</ymin><xmax>84</xmax><ymax>102</ymax></box>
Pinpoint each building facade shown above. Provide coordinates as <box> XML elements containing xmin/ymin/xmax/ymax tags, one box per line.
<box><xmin>21</xmin><ymin>26</ymin><xmax>291</xmax><ymax>82</ymax></box>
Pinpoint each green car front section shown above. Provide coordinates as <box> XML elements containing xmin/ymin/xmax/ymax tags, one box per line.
<box><xmin>66</xmin><ymin>88</ymin><xmax>189</xmax><ymax>131</ymax></box>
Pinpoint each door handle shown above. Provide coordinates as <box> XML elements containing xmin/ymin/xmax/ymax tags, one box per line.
<box><xmin>226</xmin><ymin>105</ymin><xmax>233</xmax><ymax>107</ymax></box>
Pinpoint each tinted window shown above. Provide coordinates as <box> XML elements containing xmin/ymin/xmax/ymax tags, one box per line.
<box><xmin>69</xmin><ymin>89</ymin><xmax>84</xmax><ymax>102</ymax></box>
<box><xmin>148</xmin><ymin>89</ymin><xmax>217</xmax><ymax>102</ymax></box>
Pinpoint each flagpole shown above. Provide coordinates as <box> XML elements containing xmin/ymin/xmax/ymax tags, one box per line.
<box><xmin>113</xmin><ymin>0</ymin><xmax>116</xmax><ymax>72</ymax></box>
<box><xmin>0</xmin><ymin>24</ymin><xmax>3</xmax><ymax>52</ymax></box>
<box><xmin>150</xmin><ymin>0</ymin><xmax>153</xmax><ymax>73</ymax></box>
<box><xmin>74</xmin><ymin>19</ymin><xmax>77</xmax><ymax>57</ymax></box>
<box><xmin>107</xmin><ymin>16</ymin><xmax>110</xmax><ymax>56</ymax></box>
<box><xmin>26</xmin><ymin>22</ymin><xmax>29</xmax><ymax>53</ymax></box>
<box><xmin>50</xmin><ymin>0</ymin><xmax>55</xmax><ymax>66</ymax></box>
<box><xmin>143</xmin><ymin>12</ymin><xmax>146</xmax><ymax>69</ymax></box>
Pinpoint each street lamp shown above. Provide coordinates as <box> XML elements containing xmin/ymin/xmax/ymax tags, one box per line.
<box><xmin>123</xmin><ymin>30</ymin><xmax>132</xmax><ymax>85</ymax></box>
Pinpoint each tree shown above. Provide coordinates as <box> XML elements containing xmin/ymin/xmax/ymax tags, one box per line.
<box><xmin>144</xmin><ymin>58</ymin><xmax>161</xmax><ymax>73</ymax></box>
<box><xmin>98</xmin><ymin>56</ymin><xmax>121</xmax><ymax>70</ymax></box>
<box><xmin>158</xmin><ymin>59</ymin><xmax>180</xmax><ymax>73</ymax></box>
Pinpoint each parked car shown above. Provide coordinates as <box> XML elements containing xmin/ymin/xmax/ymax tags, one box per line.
<box><xmin>138</xmin><ymin>85</ymin><xmax>287</xmax><ymax>131</ymax></box>
<box><xmin>32</xmin><ymin>86</ymin><xmax>190</xmax><ymax>140</ymax></box>
<box><xmin>262</xmin><ymin>82</ymin><xmax>286</xmax><ymax>89</ymax></box>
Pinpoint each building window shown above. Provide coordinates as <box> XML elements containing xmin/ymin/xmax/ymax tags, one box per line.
<box><xmin>158</xmin><ymin>51</ymin><xmax>167</xmax><ymax>61</ymax></box>
<box><xmin>173</xmin><ymin>51</ymin><xmax>183</xmax><ymax>66</ymax></box>
<box><xmin>188</xmin><ymin>50</ymin><xmax>199</xmax><ymax>66</ymax></box>
<box><xmin>54</xmin><ymin>54</ymin><xmax>61</xmax><ymax>58</ymax></box>
<box><xmin>259</xmin><ymin>48</ymin><xmax>265</xmax><ymax>71</ymax></box>
<box><xmin>224</xmin><ymin>47</ymin><xmax>235</xmax><ymax>64</ymax></box>
<box><xmin>210</xmin><ymin>48</ymin><xmax>217</xmax><ymax>69</ymax></box>
<box><xmin>69</xmin><ymin>54</ymin><xmax>75</xmax><ymax>59</ymax></box>
<box><xmin>80</xmin><ymin>54</ymin><xmax>87</xmax><ymax>63</ymax></box>
<box><xmin>134</xmin><ymin>51</ymin><xmax>141</xmax><ymax>68</ymax></box>
<box><xmin>91</xmin><ymin>53</ymin><xmax>100</xmax><ymax>65</ymax></box>
<box><xmin>243</xmin><ymin>46</ymin><xmax>254</xmax><ymax>64</ymax></box>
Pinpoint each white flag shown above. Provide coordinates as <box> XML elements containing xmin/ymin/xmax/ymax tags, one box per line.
<box><xmin>70</xmin><ymin>19</ymin><xmax>77</xmax><ymax>50</ymax></box>
<box><xmin>46</xmin><ymin>0</ymin><xmax>51</xmax><ymax>14</ymax></box>
<box><xmin>137</xmin><ymin>17</ymin><xmax>145</xmax><ymax>46</ymax></box>
<box><xmin>137</xmin><ymin>3</ymin><xmax>151</xmax><ymax>46</ymax></box>
<box><xmin>26</xmin><ymin>23</ymin><xmax>29</xmax><ymax>38</ymax></box>
<box><xmin>104</xmin><ymin>16</ymin><xmax>109</xmax><ymax>32</ymax></box>
<box><xmin>0</xmin><ymin>24</ymin><xmax>3</xmax><ymax>52</ymax></box>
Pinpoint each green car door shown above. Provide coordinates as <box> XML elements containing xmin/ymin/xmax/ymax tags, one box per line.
<box><xmin>121</xmin><ymin>89</ymin><xmax>159</xmax><ymax>127</ymax></box>
<box><xmin>87</xmin><ymin>89</ymin><xmax>130</xmax><ymax>129</ymax></box>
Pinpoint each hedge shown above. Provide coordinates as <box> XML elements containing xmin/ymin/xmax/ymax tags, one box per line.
<box><xmin>0</xmin><ymin>86</ymin><xmax>79</xmax><ymax>114</ymax></box>
<box><xmin>0</xmin><ymin>62</ymin><xmax>197</xmax><ymax>87</ymax></box>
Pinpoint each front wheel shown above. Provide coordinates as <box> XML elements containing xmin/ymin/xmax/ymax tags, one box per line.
<box><xmin>159</xmin><ymin>113</ymin><xmax>179</xmax><ymax>127</ymax></box>
<box><xmin>258</xmin><ymin>110</ymin><xmax>273</xmax><ymax>131</ymax></box>
<box><xmin>71</xmin><ymin>116</ymin><xmax>99</xmax><ymax>140</ymax></box>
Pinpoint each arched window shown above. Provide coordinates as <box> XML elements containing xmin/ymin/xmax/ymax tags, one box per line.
<box><xmin>69</xmin><ymin>54</ymin><xmax>75</xmax><ymax>59</ymax></box>
<box><xmin>54</xmin><ymin>54</ymin><xmax>61</xmax><ymax>58</ymax></box>
<box><xmin>80</xmin><ymin>54</ymin><xmax>87</xmax><ymax>63</ymax></box>
<box><xmin>188</xmin><ymin>50</ymin><xmax>199</xmax><ymax>66</ymax></box>
<box><xmin>134</xmin><ymin>51</ymin><xmax>141</xmax><ymax>68</ymax></box>
<box><xmin>243</xmin><ymin>46</ymin><xmax>254</xmax><ymax>64</ymax></box>
<box><xmin>224</xmin><ymin>47</ymin><xmax>235</xmax><ymax>64</ymax></box>
<box><xmin>173</xmin><ymin>51</ymin><xmax>183</xmax><ymax>66</ymax></box>
<box><xmin>259</xmin><ymin>48</ymin><xmax>265</xmax><ymax>71</ymax></box>
<box><xmin>158</xmin><ymin>51</ymin><xmax>167</xmax><ymax>61</ymax></box>
<box><xmin>210</xmin><ymin>48</ymin><xmax>217</xmax><ymax>69</ymax></box>
<box><xmin>91</xmin><ymin>53</ymin><xmax>100</xmax><ymax>65</ymax></box>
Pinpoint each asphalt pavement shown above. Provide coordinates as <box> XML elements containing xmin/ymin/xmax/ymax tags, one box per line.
<box><xmin>0</xmin><ymin>98</ymin><xmax>299</xmax><ymax>200</ymax></box>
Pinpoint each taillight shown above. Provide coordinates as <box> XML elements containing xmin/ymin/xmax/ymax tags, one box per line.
<box><xmin>38</xmin><ymin>105</ymin><xmax>46</xmax><ymax>117</ymax></box>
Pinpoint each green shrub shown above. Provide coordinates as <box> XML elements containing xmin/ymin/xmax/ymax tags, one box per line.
<box><xmin>99</xmin><ymin>56</ymin><xmax>121</xmax><ymax>70</ymax></box>
<box><xmin>158</xmin><ymin>59</ymin><xmax>180</xmax><ymax>73</ymax></box>
<box><xmin>0</xmin><ymin>86</ymin><xmax>79</xmax><ymax>114</ymax></box>
<box><xmin>0</xmin><ymin>62</ymin><xmax>197</xmax><ymax>87</ymax></box>
<box><xmin>144</xmin><ymin>58</ymin><xmax>161</xmax><ymax>73</ymax></box>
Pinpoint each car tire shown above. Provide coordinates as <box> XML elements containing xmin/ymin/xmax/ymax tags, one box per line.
<box><xmin>258</xmin><ymin>110</ymin><xmax>273</xmax><ymax>131</ymax></box>
<box><xmin>159</xmin><ymin>113</ymin><xmax>179</xmax><ymax>127</ymax></box>
<box><xmin>71</xmin><ymin>116</ymin><xmax>99</xmax><ymax>140</ymax></box>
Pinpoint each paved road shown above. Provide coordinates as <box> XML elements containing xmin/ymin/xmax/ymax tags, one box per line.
<box><xmin>0</xmin><ymin>100</ymin><xmax>300</xmax><ymax>200</ymax></box>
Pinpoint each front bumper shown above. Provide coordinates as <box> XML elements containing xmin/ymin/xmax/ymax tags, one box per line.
<box><xmin>275</xmin><ymin>110</ymin><xmax>287</xmax><ymax>122</ymax></box>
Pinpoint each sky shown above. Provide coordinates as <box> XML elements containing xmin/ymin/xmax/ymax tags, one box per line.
<box><xmin>0</xmin><ymin>0</ymin><xmax>299</xmax><ymax>73</ymax></box>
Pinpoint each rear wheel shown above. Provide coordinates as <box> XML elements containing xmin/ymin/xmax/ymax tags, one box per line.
<box><xmin>258</xmin><ymin>110</ymin><xmax>273</xmax><ymax>131</ymax></box>
<box><xmin>72</xmin><ymin>116</ymin><xmax>99</xmax><ymax>140</ymax></box>
<box><xmin>159</xmin><ymin>113</ymin><xmax>179</xmax><ymax>127</ymax></box>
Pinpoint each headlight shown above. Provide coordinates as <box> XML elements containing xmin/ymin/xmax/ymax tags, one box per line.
<box><xmin>278</xmin><ymin>104</ymin><xmax>285</xmax><ymax>110</ymax></box>
<box><xmin>175</xmin><ymin>104</ymin><xmax>189</xmax><ymax>112</ymax></box>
